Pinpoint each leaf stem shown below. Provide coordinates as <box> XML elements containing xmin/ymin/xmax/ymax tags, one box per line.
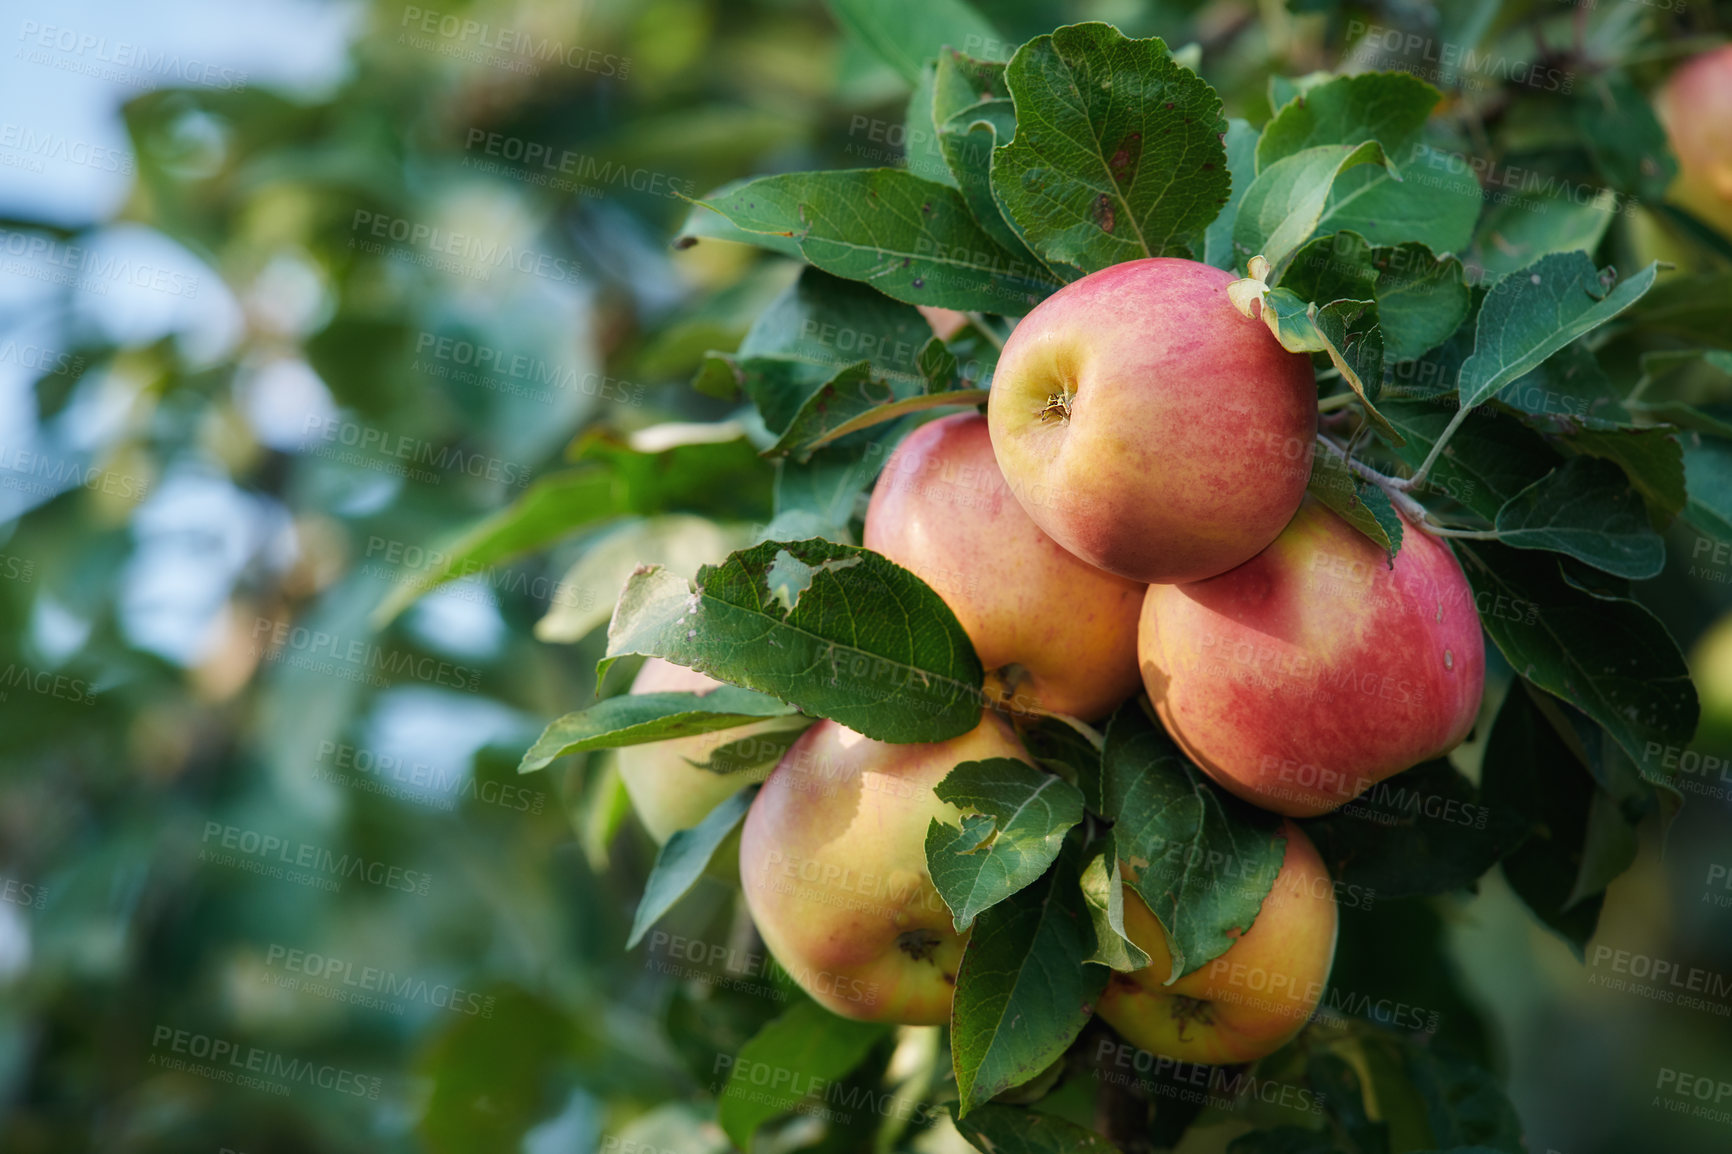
<box><xmin>1316</xmin><ymin>391</ymin><xmax>1360</xmax><ymax>412</ymax></box>
<box><xmin>1313</xmin><ymin>436</ymin><xmax>1432</xmax><ymax>527</ymax></box>
<box><xmin>1389</xmin><ymin>404</ymin><xmax>1471</xmax><ymax>492</ymax></box>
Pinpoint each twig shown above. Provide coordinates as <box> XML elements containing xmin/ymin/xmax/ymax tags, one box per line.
<box><xmin>1388</xmin><ymin>404</ymin><xmax>1471</xmax><ymax>492</ymax></box>
<box><xmin>1314</xmin><ymin>435</ymin><xmax>1435</xmax><ymax>529</ymax></box>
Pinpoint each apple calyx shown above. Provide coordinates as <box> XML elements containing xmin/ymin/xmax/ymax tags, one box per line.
<box><xmin>1037</xmin><ymin>389</ymin><xmax>1075</xmax><ymax>423</ymax></box>
<box><xmin>1226</xmin><ymin>254</ymin><xmax>1273</xmax><ymax>319</ymax></box>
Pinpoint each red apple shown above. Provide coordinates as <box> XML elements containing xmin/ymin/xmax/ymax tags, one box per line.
<box><xmin>1657</xmin><ymin>45</ymin><xmax>1732</xmax><ymax>238</ymax></box>
<box><xmin>1097</xmin><ymin>821</ymin><xmax>1339</xmax><ymax>1065</ymax></box>
<box><xmin>1139</xmin><ymin>498</ymin><xmax>1484</xmax><ymax>817</ymax></box>
<box><xmin>739</xmin><ymin>712</ymin><xmax>1033</xmax><ymax>1024</ymax></box>
<box><xmin>864</xmin><ymin>412</ymin><xmax>1145</xmax><ymax>720</ymax></box>
<box><xmin>987</xmin><ymin>257</ymin><xmax>1318</xmax><ymax>584</ymax></box>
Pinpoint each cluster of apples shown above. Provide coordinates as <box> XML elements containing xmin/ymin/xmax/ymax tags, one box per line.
<box><xmin>619</xmin><ymin>257</ymin><xmax>1486</xmax><ymax>1067</ymax></box>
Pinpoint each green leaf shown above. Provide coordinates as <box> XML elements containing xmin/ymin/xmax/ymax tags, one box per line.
<box><xmin>716</xmin><ymin>997</ymin><xmax>889</xmax><ymax>1149</ymax></box>
<box><xmin>370</xmin><ymin>468</ymin><xmax>620</xmax><ymax>627</ymax></box>
<box><xmin>1307</xmin><ymin>450</ymin><xmax>1403</xmax><ymax>562</ymax></box>
<box><xmin>1204</xmin><ymin>118</ymin><xmax>1260</xmax><ymax>269</ymax></box>
<box><xmin>1492</xmin><ymin>456</ymin><xmax>1665</xmax><ymax>579</ymax></box>
<box><xmin>1021</xmin><ymin>716</ymin><xmax>1105</xmax><ymax>812</ymax></box>
<box><xmin>518</xmin><ymin>688</ymin><xmax>800</xmax><ymax>773</ymax></box>
<box><xmin>535</xmin><ymin>515</ymin><xmax>754</xmax><ymax>644</ymax></box>
<box><xmin>906</xmin><ymin>60</ymin><xmax>956</xmax><ymax>187</ymax></box>
<box><xmin>676</xmin><ymin>178</ymin><xmax>804</xmax><ymax>257</ymax></box>
<box><xmin>627</xmin><ymin>785</ymin><xmax>758</xmax><ymax>948</ymax></box>
<box><xmin>1235</xmin><ymin>141</ymin><xmax>1390</xmax><ymax>272</ymax></box>
<box><xmin>1683</xmin><ymin>433</ymin><xmax>1732</xmax><ymax>540</ymax></box>
<box><xmin>1467</xmin><ymin>191</ymin><xmax>1617</xmax><ymax>284</ymax></box>
<box><xmin>1315</xmin><ymin>297</ymin><xmax>1387</xmax><ymax>409</ymax></box>
<box><xmin>699</xmin><ymin>169</ymin><xmax>1059</xmax><ymax>314</ymax></box>
<box><xmin>1281</xmin><ymin>230</ymin><xmax>1380</xmax><ymax>305</ymax></box>
<box><xmin>1405</xmin><ymin>1044</ymin><xmax>1526</xmax><ymax>1152</ymax></box>
<box><xmin>1494</xmin><ymin>341</ymin><xmax>1630</xmax><ymax>429</ymax></box>
<box><xmin>1101</xmin><ymin>704</ymin><xmax>1285</xmax><ymax>981</ymax></box>
<box><xmin>1378</xmin><ymin>400</ymin><xmax>1562</xmax><ymax>522</ymax></box>
<box><xmin>950</xmin><ymin>853</ymin><xmax>1108</xmax><ymax>1113</ymax></box>
<box><xmin>930</xmin><ymin>50</ymin><xmax>1049</xmax><ymax>273</ymax></box>
<box><xmin>1370</xmin><ymin>242</ymin><xmax>1472</xmax><ymax>362</ymax></box>
<box><xmin>925</xmin><ymin>758</ymin><xmax>1086</xmax><ymax>930</ymax></box>
<box><xmin>685</xmin><ymin>721</ymin><xmax>812</xmax><ymax>775</ymax></box>
<box><xmin>1255</xmin><ymin>71</ymin><xmax>1442</xmax><ymax>170</ymax></box>
<box><xmin>1256</xmin><ymin>287</ymin><xmax>1329</xmax><ymax>353</ymax></box>
<box><xmin>1079</xmin><ymin>839</ymin><xmax>1152</xmax><ymax>971</ymax></box>
<box><xmin>1575</xmin><ymin>73</ymin><xmax>1677</xmax><ymax>202</ymax></box>
<box><xmin>1455</xmin><ymin>540</ymin><xmax>1698</xmax><ymax>784</ymax></box>
<box><xmin>951</xmin><ymin>1102</ymin><xmax>1118</xmax><ymax>1153</ymax></box>
<box><xmin>992</xmin><ymin>23</ymin><xmax>1230</xmax><ymax>276</ymax></box>
<box><xmin>603</xmin><ymin>538</ymin><xmax>985</xmax><ymax>743</ymax></box>
<box><xmin>1316</xmin><ymin>143</ymin><xmax>1481</xmax><ymax>255</ymax></box>
<box><xmin>1299</xmin><ymin>759</ymin><xmax>1525</xmax><ymax>899</ymax></box>
<box><xmin>1456</xmin><ymin>253</ymin><xmax>1659</xmax><ymax>410</ymax></box>
<box><xmin>823</xmin><ymin>0</ymin><xmax>1002</xmax><ymax>86</ymax></box>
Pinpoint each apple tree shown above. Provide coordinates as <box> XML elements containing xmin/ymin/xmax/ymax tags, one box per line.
<box><xmin>390</xmin><ymin>4</ymin><xmax>1729</xmax><ymax>1151</ymax></box>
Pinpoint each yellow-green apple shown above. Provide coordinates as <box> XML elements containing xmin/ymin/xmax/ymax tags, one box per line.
<box><xmin>1140</xmin><ymin>497</ymin><xmax>1484</xmax><ymax>817</ymax></box>
<box><xmin>739</xmin><ymin>712</ymin><xmax>1033</xmax><ymax>1024</ymax></box>
<box><xmin>1657</xmin><ymin>46</ymin><xmax>1732</xmax><ymax>238</ymax></box>
<box><xmin>615</xmin><ymin>658</ymin><xmax>789</xmax><ymax>844</ymax></box>
<box><xmin>987</xmin><ymin>257</ymin><xmax>1317</xmax><ymax>584</ymax></box>
<box><xmin>864</xmin><ymin>412</ymin><xmax>1145</xmax><ymax>720</ymax></box>
<box><xmin>1096</xmin><ymin>821</ymin><xmax>1338</xmax><ymax>1065</ymax></box>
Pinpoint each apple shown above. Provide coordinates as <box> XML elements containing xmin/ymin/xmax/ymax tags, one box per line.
<box><xmin>864</xmin><ymin>411</ymin><xmax>1145</xmax><ymax>720</ymax></box>
<box><xmin>987</xmin><ymin>257</ymin><xmax>1318</xmax><ymax>585</ymax></box>
<box><xmin>1656</xmin><ymin>45</ymin><xmax>1732</xmax><ymax>238</ymax></box>
<box><xmin>738</xmin><ymin>712</ymin><xmax>1034</xmax><ymax>1024</ymax></box>
<box><xmin>615</xmin><ymin>659</ymin><xmax>790</xmax><ymax>844</ymax></box>
<box><xmin>917</xmin><ymin>305</ymin><xmax>971</xmax><ymax>342</ymax></box>
<box><xmin>1139</xmin><ymin>497</ymin><xmax>1484</xmax><ymax>817</ymax></box>
<box><xmin>1096</xmin><ymin>821</ymin><xmax>1338</xmax><ymax>1066</ymax></box>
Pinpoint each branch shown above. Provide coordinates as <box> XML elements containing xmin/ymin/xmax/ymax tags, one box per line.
<box><xmin>1388</xmin><ymin>404</ymin><xmax>1471</xmax><ymax>492</ymax></box>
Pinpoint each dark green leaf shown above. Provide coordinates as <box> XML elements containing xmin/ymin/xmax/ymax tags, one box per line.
<box><xmin>1493</xmin><ymin>456</ymin><xmax>1666</xmax><ymax>579</ymax></box>
<box><xmin>1204</xmin><ymin>118</ymin><xmax>1259</xmax><ymax>270</ymax></box>
<box><xmin>519</xmin><ymin>687</ymin><xmax>801</xmax><ymax>772</ymax></box>
<box><xmin>1255</xmin><ymin>71</ymin><xmax>1441</xmax><ymax>170</ymax></box>
<box><xmin>1101</xmin><ymin>704</ymin><xmax>1285</xmax><ymax>980</ymax></box>
<box><xmin>992</xmin><ymin>23</ymin><xmax>1229</xmax><ymax>275</ymax></box>
<box><xmin>1575</xmin><ymin>73</ymin><xmax>1677</xmax><ymax>202</ymax></box>
<box><xmin>716</xmin><ymin>996</ymin><xmax>889</xmax><ymax>1148</ymax></box>
<box><xmin>1455</xmin><ymin>540</ymin><xmax>1698</xmax><ymax>784</ymax></box>
<box><xmin>700</xmin><ymin>169</ymin><xmax>1059</xmax><ymax>314</ymax></box>
<box><xmin>1235</xmin><ymin>141</ymin><xmax>1389</xmax><ymax>272</ymax></box>
<box><xmin>1456</xmin><ymin>253</ymin><xmax>1659</xmax><ymax>410</ymax></box>
<box><xmin>1307</xmin><ymin>449</ymin><xmax>1403</xmax><ymax>562</ymax></box>
<box><xmin>1316</xmin><ymin>143</ymin><xmax>1481</xmax><ymax>255</ymax></box>
<box><xmin>824</xmin><ymin>0</ymin><xmax>1002</xmax><ymax>86</ymax></box>
<box><xmin>1378</xmin><ymin>400</ymin><xmax>1562</xmax><ymax>522</ymax></box>
<box><xmin>951</xmin><ymin>1102</ymin><xmax>1118</xmax><ymax>1153</ymax></box>
<box><xmin>603</xmin><ymin>538</ymin><xmax>985</xmax><ymax>743</ymax></box>
<box><xmin>1371</xmin><ymin>242</ymin><xmax>1472</xmax><ymax>362</ymax></box>
<box><xmin>951</xmin><ymin>850</ymin><xmax>1106</xmax><ymax>1113</ymax></box>
<box><xmin>1405</xmin><ymin>1044</ymin><xmax>1526</xmax><ymax>1153</ymax></box>
<box><xmin>1682</xmin><ymin>433</ymin><xmax>1732</xmax><ymax>540</ymax></box>
<box><xmin>1467</xmin><ymin>192</ymin><xmax>1616</xmax><ymax>284</ymax></box>
<box><xmin>926</xmin><ymin>758</ymin><xmax>1086</xmax><ymax>930</ymax></box>
<box><xmin>627</xmin><ymin>785</ymin><xmax>758</xmax><ymax>948</ymax></box>
<box><xmin>684</xmin><ymin>721</ymin><xmax>812</xmax><ymax>775</ymax></box>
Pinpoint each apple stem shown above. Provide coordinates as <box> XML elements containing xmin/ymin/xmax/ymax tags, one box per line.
<box><xmin>965</xmin><ymin>313</ymin><xmax>1006</xmax><ymax>350</ymax></box>
<box><xmin>1423</xmin><ymin>527</ymin><xmax>1502</xmax><ymax>539</ymax></box>
<box><xmin>1387</xmin><ymin>405</ymin><xmax>1471</xmax><ymax>493</ymax></box>
<box><xmin>1314</xmin><ymin>436</ymin><xmax>1432</xmax><ymax>523</ymax></box>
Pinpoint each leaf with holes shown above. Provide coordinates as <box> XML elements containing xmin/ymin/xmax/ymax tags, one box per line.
<box><xmin>991</xmin><ymin>23</ymin><xmax>1229</xmax><ymax>276</ymax></box>
<box><xmin>926</xmin><ymin>758</ymin><xmax>1086</xmax><ymax>930</ymax></box>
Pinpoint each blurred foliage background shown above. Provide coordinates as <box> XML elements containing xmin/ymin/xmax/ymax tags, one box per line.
<box><xmin>4</xmin><ymin>0</ymin><xmax>1732</xmax><ymax>1151</ymax></box>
